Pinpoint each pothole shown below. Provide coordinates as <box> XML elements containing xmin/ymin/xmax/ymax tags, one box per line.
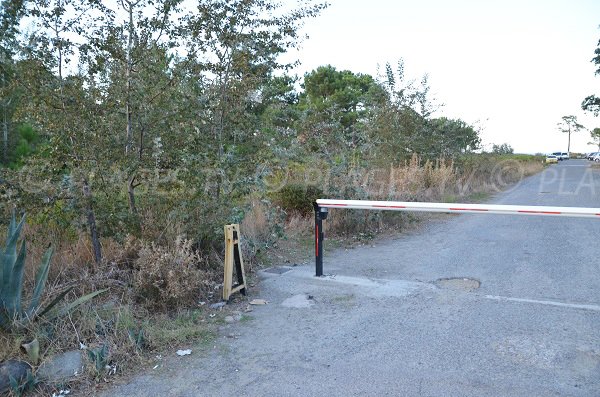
<box><xmin>436</xmin><ymin>277</ymin><xmax>480</xmax><ymax>291</ymax></box>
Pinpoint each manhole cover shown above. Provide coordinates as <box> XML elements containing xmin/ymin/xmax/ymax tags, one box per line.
<box><xmin>264</xmin><ymin>266</ymin><xmax>293</xmax><ymax>274</ymax></box>
<box><xmin>436</xmin><ymin>277</ymin><xmax>480</xmax><ymax>291</ymax></box>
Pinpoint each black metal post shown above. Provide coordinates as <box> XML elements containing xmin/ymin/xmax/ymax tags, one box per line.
<box><xmin>313</xmin><ymin>202</ymin><xmax>327</xmax><ymax>277</ymax></box>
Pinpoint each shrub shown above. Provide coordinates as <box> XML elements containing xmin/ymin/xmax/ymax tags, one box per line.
<box><xmin>133</xmin><ymin>237</ymin><xmax>217</xmax><ymax>310</ymax></box>
<box><xmin>271</xmin><ymin>184</ymin><xmax>323</xmax><ymax>215</ymax></box>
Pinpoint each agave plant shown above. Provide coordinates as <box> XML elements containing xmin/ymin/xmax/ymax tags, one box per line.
<box><xmin>0</xmin><ymin>211</ymin><xmax>105</xmax><ymax>330</ymax></box>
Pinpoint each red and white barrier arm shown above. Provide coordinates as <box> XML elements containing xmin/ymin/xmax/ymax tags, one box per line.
<box><xmin>316</xmin><ymin>199</ymin><xmax>600</xmax><ymax>219</ymax></box>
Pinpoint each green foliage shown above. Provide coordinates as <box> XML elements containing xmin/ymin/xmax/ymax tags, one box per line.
<box><xmin>0</xmin><ymin>211</ymin><xmax>55</xmax><ymax>330</ymax></box>
<box><xmin>491</xmin><ymin>143</ymin><xmax>514</xmax><ymax>154</ymax></box>
<box><xmin>582</xmin><ymin>37</ymin><xmax>600</xmax><ymax>115</ymax></box>
<box><xmin>271</xmin><ymin>184</ymin><xmax>323</xmax><ymax>215</ymax></box>
<box><xmin>9</xmin><ymin>370</ymin><xmax>39</xmax><ymax>397</ymax></box>
<box><xmin>0</xmin><ymin>0</ymin><xmax>487</xmax><ymax>284</ymax></box>
<box><xmin>128</xmin><ymin>328</ymin><xmax>146</xmax><ymax>351</ymax></box>
<box><xmin>87</xmin><ymin>344</ymin><xmax>109</xmax><ymax>376</ymax></box>
<box><xmin>0</xmin><ymin>211</ymin><xmax>105</xmax><ymax>330</ymax></box>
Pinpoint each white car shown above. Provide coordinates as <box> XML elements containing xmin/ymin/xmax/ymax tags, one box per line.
<box><xmin>592</xmin><ymin>153</ymin><xmax>600</xmax><ymax>162</ymax></box>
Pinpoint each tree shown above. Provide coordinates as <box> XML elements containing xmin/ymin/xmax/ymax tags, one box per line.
<box><xmin>491</xmin><ymin>143</ymin><xmax>514</xmax><ymax>155</ymax></box>
<box><xmin>298</xmin><ymin>65</ymin><xmax>385</xmax><ymax>156</ymax></box>
<box><xmin>557</xmin><ymin>115</ymin><xmax>584</xmax><ymax>153</ymax></box>
<box><xmin>590</xmin><ymin>127</ymin><xmax>600</xmax><ymax>150</ymax></box>
<box><xmin>0</xmin><ymin>0</ymin><xmax>26</xmax><ymax>165</ymax></box>
<box><xmin>367</xmin><ymin>59</ymin><xmax>457</xmax><ymax>163</ymax></box>
<box><xmin>582</xmin><ymin>35</ymin><xmax>600</xmax><ymax>116</ymax></box>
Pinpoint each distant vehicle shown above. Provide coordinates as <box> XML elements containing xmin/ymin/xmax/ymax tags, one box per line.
<box><xmin>592</xmin><ymin>153</ymin><xmax>600</xmax><ymax>162</ymax></box>
<box><xmin>545</xmin><ymin>154</ymin><xmax>558</xmax><ymax>164</ymax></box>
<box><xmin>551</xmin><ymin>152</ymin><xmax>564</xmax><ymax>160</ymax></box>
<box><xmin>587</xmin><ymin>152</ymin><xmax>599</xmax><ymax>160</ymax></box>
<box><xmin>561</xmin><ymin>152</ymin><xmax>569</xmax><ymax>160</ymax></box>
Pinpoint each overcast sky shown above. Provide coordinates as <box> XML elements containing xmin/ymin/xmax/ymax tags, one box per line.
<box><xmin>285</xmin><ymin>0</ymin><xmax>600</xmax><ymax>154</ymax></box>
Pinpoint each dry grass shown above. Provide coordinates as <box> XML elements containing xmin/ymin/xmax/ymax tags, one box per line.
<box><xmin>133</xmin><ymin>237</ymin><xmax>218</xmax><ymax>310</ymax></box>
<box><xmin>280</xmin><ymin>154</ymin><xmax>544</xmax><ymax>237</ymax></box>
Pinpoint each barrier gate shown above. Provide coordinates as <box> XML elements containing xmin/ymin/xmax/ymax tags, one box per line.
<box><xmin>313</xmin><ymin>199</ymin><xmax>600</xmax><ymax>277</ymax></box>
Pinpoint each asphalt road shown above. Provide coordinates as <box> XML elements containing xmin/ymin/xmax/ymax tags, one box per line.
<box><xmin>100</xmin><ymin>159</ymin><xmax>600</xmax><ymax>397</ymax></box>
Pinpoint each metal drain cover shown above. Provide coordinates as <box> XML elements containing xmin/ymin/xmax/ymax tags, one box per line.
<box><xmin>264</xmin><ymin>266</ymin><xmax>293</xmax><ymax>274</ymax></box>
<box><xmin>436</xmin><ymin>277</ymin><xmax>480</xmax><ymax>291</ymax></box>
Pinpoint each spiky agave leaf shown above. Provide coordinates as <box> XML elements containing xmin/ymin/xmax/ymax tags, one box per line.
<box><xmin>1</xmin><ymin>213</ymin><xmax>25</xmax><ymax>296</ymax></box>
<box><xmin>43</xmin><ymin>288</ymin><xmax>108</xmax><ymax>321</ymax></box>
<box><xmin>26</xmin><ymin>247</ymin><xmax>54</xmax><ymax>317</ymax></box>
<box><xmin>6</xmin><ymin>240</ymin><xmax>27</xmax><ymax>320</ymax></box>
<box><xmin>35</xmin><ymin>287</ymin><xmax>73</xmax><ymax>319</ymax></box>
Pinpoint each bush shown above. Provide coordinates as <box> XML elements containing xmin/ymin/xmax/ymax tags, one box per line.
<box><xmin>133</xmin><ymin>237</ymin><xmax>217</xmax><ymax>310</ymax></box>
<box><xmin>271</xmin><ymin>184</ymin><xmax>323</xmax><ymax>215</ymax></box>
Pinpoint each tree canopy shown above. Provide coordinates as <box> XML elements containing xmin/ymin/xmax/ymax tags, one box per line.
<box><xmin>0</xmin><ymin>0</ymin><xmax>481</xmax><ymax>257</ymax></box>
<box><xmin>582</xmin><ymin>36</ymin><xmax>600</xmax><ymax>116</ymax></box>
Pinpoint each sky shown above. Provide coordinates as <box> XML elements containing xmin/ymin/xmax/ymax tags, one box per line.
<box><xmin>284</xmin><ymin>0</ymin><xmax>600</xmax><ymax>154</ymax></box>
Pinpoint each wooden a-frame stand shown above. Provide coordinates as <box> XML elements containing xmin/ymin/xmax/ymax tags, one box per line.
<box><xmin>223</xmin><ymin>224</ymin><xmax>247</xmax><ymax>301</ymax></box>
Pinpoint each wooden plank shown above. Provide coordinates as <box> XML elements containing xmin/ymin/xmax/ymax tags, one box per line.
<box><xmin>223</xmin><ymin>224</ymin><xmax>247</xmax><ymax>301</ymax></box>
<box><xmin>223</xmin><ymin>225</ymin><xmax>234</xmax><ymax>300</ymax></box>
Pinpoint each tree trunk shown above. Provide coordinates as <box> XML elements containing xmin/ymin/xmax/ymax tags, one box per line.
<box><xmin>128</xmin><ymin>174</ymin><xmax>138</xmax><ymax>215</ymax></box>
<box><xmin>82</xmin><ymin>178</ymin><xmax>102</xmax><ymax>264</ymax></box>
<box><xmin>567</xmin><ymin>128</ymin><xmax>571</xmax><ymax>153</ymax></box>
<box><xmin>124</xmin><ymin>0</ymin><xmax>134</xmax><ymax>154</ymax></box>
<box><xmin>2</xmin><ymin>108</ymin><xmax>8</xmax><ymax>164</ymax></box>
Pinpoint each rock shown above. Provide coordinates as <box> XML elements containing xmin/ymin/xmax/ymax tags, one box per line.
<box><xmin>0</xmin><ymin>360</ymin><xmax>32</xmax><ymax>393</ymax></box>
<box><xmin>209</xmin><ymin>302</ymin><xmax>226</xmax><ymax>310</ymax></box>
<box><xmin>38</xmin><ymin>350</ymin><xmax>84</xmax><ymax>383</ymax></box>
<box><xmin>224</xmin><ymin>316</ymin><xmax>235</xmax><ymax>324</ymax></box>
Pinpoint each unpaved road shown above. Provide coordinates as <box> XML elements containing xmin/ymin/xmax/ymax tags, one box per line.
<box><xmin>100</xmin><ymin>160</ymin><xmax>600</xmax><ymax>396</ymax></box>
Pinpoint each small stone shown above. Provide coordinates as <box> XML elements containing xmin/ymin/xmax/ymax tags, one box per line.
<box><xmin>0</xmin><ymin>360</ymin><xmax>31</xmax><ymax>393</ymax></box>
<box><xmin>38</xmin><ymin>350</ymin><xmax>83</xmax><ymax>383</ymax></box>
<box><xmin>224</xmin><ymin>316</ymin><xmax>235</xmax><ymax>323</ymax></box>
<box><xmin>209</xmin><ymin>302</ymin><xmax>226</xmax><ymax>310</ymax></box>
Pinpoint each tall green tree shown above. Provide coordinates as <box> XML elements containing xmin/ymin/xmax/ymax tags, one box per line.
<box><xmin>180</xmin><ymin>0</ymin><xmax>327</xmax><ymax>201</ymax></box>
<box><xmin>557</xmin><ymin>115</ymin><xmax>584</xmax><ymax>153</ymax></box>
<box><xmin>430</xmin><ymin>117</ymin><xmax>480</xmax><ymax>157</ymax></box>
<box><xmin>0</xmin><ymin>0</ymin><xmax>26</xmax><ymax>165</ymax></box>
<box><xmin>298</xmin><ymin>65</ymin><xmax>385</xmax><ymax>157</ymax></box>
<box><xmin>582</xmin><ymin>34</ymin><xmax>600</xmax><ymax>116</ymax></box>
<box><xmin>368</xmin><ymin>59</ymin><xmax>450</xmax><ymax>163</ymax></box>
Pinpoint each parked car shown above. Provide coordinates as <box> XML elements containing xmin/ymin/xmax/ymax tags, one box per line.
<box><xmin>588</xmin><ymin>152</ymin><xmax>599</xmax><ymax>160</ymax></box>
<box><xmin>560</xmin><ymin>152</ymin><xmax>569</xmax><ymax>160</ymax></box>
<box><xmin>592</xmin><ymin>153</ymin><xmax>600</xmax><ymax>162</ymax></box>
<box><xmin>545</xmin><ymin>154</ymin><xmax>558</xmax><ymax>164</ymax></box>
<box><xmin>551</xmin><ymin>151</ymin><xmax>564</xmax><ymax>160</ymax></box>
